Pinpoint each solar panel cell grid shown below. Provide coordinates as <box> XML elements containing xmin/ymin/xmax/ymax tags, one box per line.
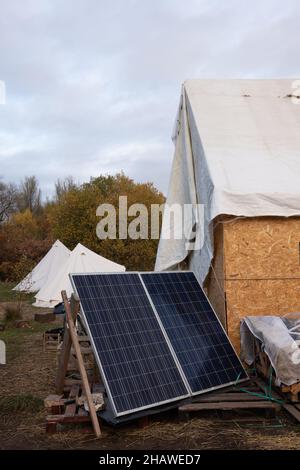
<box><xmin>71</xmin><ymin>273</ymin><xmax>189</xmax><ymax>415</ymax></box>
<box><xmin>141</xmin><ymin>272</ymin><xmax>247</xmax><ymax>394</ymax></box>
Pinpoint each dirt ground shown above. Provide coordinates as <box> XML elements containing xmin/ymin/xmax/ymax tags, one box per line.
<box><xmin>1</xmin><ymin>299</ymin><xmax>300</xmax><ymax>450</ymax></box>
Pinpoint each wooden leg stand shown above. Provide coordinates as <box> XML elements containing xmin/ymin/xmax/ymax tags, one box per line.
<box><xmin>52</xmin><ymin>291</ymin><xmax>101</xmax><ymax>438</ymax></box>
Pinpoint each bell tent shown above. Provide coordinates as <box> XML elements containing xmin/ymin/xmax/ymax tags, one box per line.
<box><xmin>34</xmin><ymin>243</ymin><xmax>126</xmax><ymax>308</ymax></box>
<box><xmin>13</xmin><ymin>240</ymin><xmax>70</xmax><ymax>293</ymax></box>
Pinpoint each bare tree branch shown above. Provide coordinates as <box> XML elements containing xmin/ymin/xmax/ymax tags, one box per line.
<box><xmin>0</xmin><ymin>182</ymin><xmax>17</xmax><ymax>222</ymax></box>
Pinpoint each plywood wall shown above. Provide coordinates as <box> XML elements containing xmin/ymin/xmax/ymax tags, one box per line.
<box><xmin>206</xmin><ymin>216</ymin><xmax>300</xmax><ymax>353</ymax></box>
<box><xmin>223</xmin><ymin>217</ymin><xmax>300</xmax><ymax>280</ymax></box>
<box><xmin>226</xmin><ymin>279</ymin><xmax>300</xmax><ymax>352</ymax></box>
<box><xmin>204</xmin><ymin>219</ymin><xmax>227</xmax><ymax>329</ymax></box>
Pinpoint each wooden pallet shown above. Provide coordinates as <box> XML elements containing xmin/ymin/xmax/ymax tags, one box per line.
<box><xmin>43</xmin><ymin>330</ymin><xmax>62</xmax><ymax>352</ymax></box>
<box><xmin>178</xmin><ymin>381</ymin><xmax>281</xmax><ymax>421</ymax></box>
<box><xmin>46</xmin><ymin>384</ymin><xmax>91</xmax><ymax>433</ymax></box>
<box><xmin>254</xmin><ymin>337</ymin><xmax>300</xmax><ymax>402</ymax></box>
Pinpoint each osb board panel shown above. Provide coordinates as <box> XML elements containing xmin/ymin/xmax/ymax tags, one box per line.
<box><xmin>226</xmin><ymin>279</ymin><xmax>300</xmax><ymax>353</ymax></box>
<box><xmin>223</xmin><ymin>217</ymin><xmax>300</xmax><ymax>280</ymax></box>
<box><xmin>205</xmin><ymin>220</ymin><xmax>226</xmax><ymax>329</ymax></box>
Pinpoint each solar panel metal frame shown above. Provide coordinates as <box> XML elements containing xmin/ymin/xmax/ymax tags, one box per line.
<box><xmin>140</xmin><ymin>272</ymin><xmax>248</xmax><ymax>397</ymax></box>
<box><xmin>70</xmin><ymin>272</ymin><xmax>191</xmax><ymax>417</ymax></box>
<box><xmin>70</xmin><ymin>271</ymin><xmax>247</xmax><ymax>416</ymax></box>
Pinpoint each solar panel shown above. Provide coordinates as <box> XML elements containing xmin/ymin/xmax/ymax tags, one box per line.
<box><xmin>71</xmin><ymin>273</ymin><xmax>189</xmax><ymax>416</ymax></box>
<box><xmin>141</xmin><ymin>272</ymin><xmax>247</xmax><ymax>394</ymax></box>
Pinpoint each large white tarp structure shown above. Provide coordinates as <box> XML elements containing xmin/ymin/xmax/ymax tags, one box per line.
<box><xmin>34</xmin><ymin>243</ymin><xmax>126</xmax><ymax>308</ymax></box>
<box><xmin>13</xmin><ymin>240</ymin><xmax>70</xmax><ymax>293</ymax></box>
<box><xmin>241</xmin><ymin>316</ymin><xmax>300</xmax><ymax>386</ymax></box>
<box><xmin>155</xmin><ymin>79</ymin><xmax>300</xmax><ymax>283</ymax></box>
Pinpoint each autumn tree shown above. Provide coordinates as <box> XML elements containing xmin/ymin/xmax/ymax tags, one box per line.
<box><xmin>47</xmin><ymin>173</ymin><xmax>165</xmax><ymax>271</ymax></box>
<box><xmin>0</xmin><ymin>209</ymin><xmax>52</xmax><ymax>281</ymax></box>
<box><xmin>55</xmin><ymin>176</ymin><xmax>77</xmax><ymax>201</ymax></box>
<box><xmin>0</xmin><ymin>181</ymin><xmax>17</xmax><ymax>222</ymax></box>
<box><xmin>17</xmin><ymin>176</ymin><xmax>42</xmax><ymax>214</ymax></box>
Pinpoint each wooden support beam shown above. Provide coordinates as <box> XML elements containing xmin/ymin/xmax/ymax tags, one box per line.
<box><xmin>55</xmin><ymin>294</ymin><xmax>80</xmax><ymax>394</ymax></box>
<box><xmin>193</xmin><ymin>392</ymin><xmax>266</xmax><ymax>402</ymax></box>
<box><xmin>61</xmin><ymin>290</ymin><xmax>101</xmax><ymax>438</ymax></box>
<box><xmin>179</xmin><ymin>401</ymin><xmax>281</xmax><ymax>412</ymax></box>
<box><xmin>283</xmin><ymin>404</ymin><xmax>300</xmax><ymax>423</ymax></box>
<box><xmin>178</xmin><ymin>400</ymin><xmax>281</xmax><ymax>421</ymax></box>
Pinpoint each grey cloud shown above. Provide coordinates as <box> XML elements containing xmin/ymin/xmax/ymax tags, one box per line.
<box><xmin>0</xmin><ymin>0</ymin><xmax>299</xmax><ymax>198</ymax></box>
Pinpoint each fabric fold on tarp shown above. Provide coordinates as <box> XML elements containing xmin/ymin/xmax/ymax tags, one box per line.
<box><xmin>155</xmin><ymin>79</ymin><xmax>300</xmax><ymax>283</ymax></box>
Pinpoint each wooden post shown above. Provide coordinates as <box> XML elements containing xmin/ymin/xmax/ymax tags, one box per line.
<box><xmin>55</xmin><ymin>294</ymin><xmax>80</xmax><ymax>394</ymax></box>
<box><xmin>61</xmin><ymin>290</ymin><xmax>101</xmax><ymax>438</ymax></box>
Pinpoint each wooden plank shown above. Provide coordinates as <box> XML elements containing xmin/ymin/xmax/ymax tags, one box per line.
<box><xmin>71</xmin><ymin>346</ymin><xmax>93</xmax><ymax>354</ymax></box>
<box><xmin>55</xmin><ymin>295</ymin><xmax>80</xmax><ymax>393</ymax></box>
<box><xmin>62</xmin><ymin>291</ymin><xmax>101</xmax><ymax>438</ymax></box>
<box><xmin>179</xmin><ymin>401</ymin><xmax>280</xmax><ymax>412</ymax></box>
<box><xmin>69</xmin><ymin>384</ymin><xmax>80</xmax><ymax>398</ymax></box>
<box><xmin>46</xmin><ymin>415</ymin><xmax>91</xmax><ymax>424</ymax></box>
<box><xmin>92</xmin><ymin>383</ymin><xmax>105</xmax><ymax>393</ymax></box>
<box><xmin>78</xmin><ymin>335</ymin><xmax>90</xmax><ymax>342</ymax></box>
<box><xmin>64</xmin><ymin>378</ymin><xmax>83</xmax><ymax>387</ymax></box>
<box><xmin>65</xmin><ymin>403</ymin><xmax>76</xmax><ymax>417</ymax></box>
<box><xmin>283</xmin><ymin>404</ymin><xmax>300</xmax><ymax>423</ymax></box>
<box><xmin>194</xmin><ymin>392</ymin><xmax>266</xmax><ymax>403</ymax></box>
<box><xmin>64</xmin><ymin>384</ymin><xmax>79</xmax><ymax>417</ymax></box>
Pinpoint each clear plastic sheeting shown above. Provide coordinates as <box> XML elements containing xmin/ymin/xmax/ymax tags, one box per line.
<box><xmin>240</xmin><ymin>315</ymin><xmax>300</xmax><ymax>386</ymax></box>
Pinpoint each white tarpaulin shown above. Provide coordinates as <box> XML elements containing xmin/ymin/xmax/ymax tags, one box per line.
<box><xmin>241</xmin><ymin>316</ymin><xmax>300</xmax><ymax>386</ymax></box>
<box><xmin>155</xmin><ymin>79</ymin><xmax>300</xmax><ymax>283</ymax></box>
<box><xmin>34</xmin><ymin>243</ymin><xmax>125</xmax><ymax>308</ymax></box>
<box><xmin>13</xmin><ymin>240</ymin><xmax>70</xmax><ymax>293</ymax></box>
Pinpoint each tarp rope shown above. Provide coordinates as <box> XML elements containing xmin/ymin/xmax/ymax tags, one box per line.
<box><xmin>234</xmin><ymin>369</ymin><xmax>284</xmax><ymax>405</ymax></box>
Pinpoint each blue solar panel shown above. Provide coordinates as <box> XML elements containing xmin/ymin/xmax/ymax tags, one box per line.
<box><xmin>141</xmin><ymin>272</ymin><xmax>247</xmax><ymax>394</ymax></box>
<box><xmin>71</xmin><ymin>273</ymin><xmax>189</xmax><ymax>416</ymax></box>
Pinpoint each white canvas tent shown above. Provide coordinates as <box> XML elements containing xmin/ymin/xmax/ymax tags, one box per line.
<box><xmin>155</xmin><ymin>79</ymin><xmax>300</xmax><ymax>283</ymax></box>
<box><xmin>13</xmin><ymin>239</ymin><xmax>70</xmax><ymax>293</ymax></box>
<box><xmin>34</xmin><ymin>243</ymin><xmax>126</xmax><ymax>308</ymax></box>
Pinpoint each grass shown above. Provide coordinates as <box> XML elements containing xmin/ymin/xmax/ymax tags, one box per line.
<box><xmin>3</xmin><ymin>304</ymin><xmax>22</xmax><ymax>322</ymax></box>
<box><xmin>0</xmin><ymin>321</ymin><xmax>58</xmax><ymax>360</ymax></box>
<box><xmin>0</xmin><ymin>282</ymin><xmax>35</xmax><ymax>303</ymax></box>
<box><xmin>0</xmin><ymin>394</ymin><xmax>43</xmax><ymax>413</ymax></box>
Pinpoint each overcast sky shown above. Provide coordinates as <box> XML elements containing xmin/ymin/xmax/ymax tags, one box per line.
<box><xmin>0</xmin><ymin>0</ymin><xmax>299</xmax><ymax>198</ymax></box>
